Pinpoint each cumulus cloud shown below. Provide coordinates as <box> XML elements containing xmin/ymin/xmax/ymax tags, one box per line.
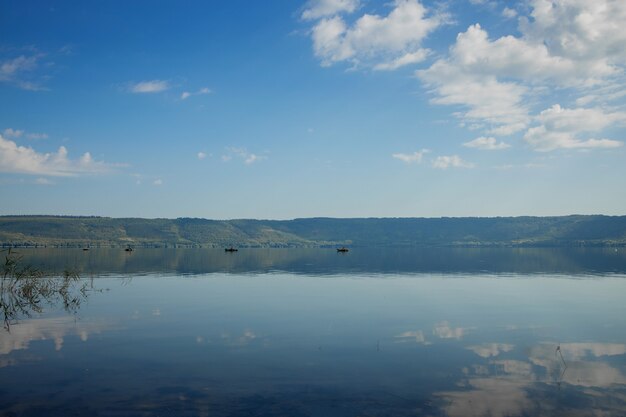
<box><xmin>419</xmin><ymin>57</ymin><xmax>530</xmax><ymax>136</ymax></box>
<box><xmin>129</xmin><ymin>80</ymin><xmax>170</xmax><ymax>93</ymax></box>
<box><xmin>197</xmin><ymin>151</ymin><xmax>208</xmax><ymax>160</ymax></box>
<box><xmin>303</xmin><ymin>0</ymin><xmax>626</xmax><ymax>154</ymax></box>
<box><xmin>521</xmin><ymin>0</ymin><xmax>626</xmax><ymax>71</ymax></box>
<box><xmin>463</xmin><ymin>136</ymin><xmax>511</xmax><ymax>150</ymax></box>
<box><xmin>0</xmin><ymin>134</ymin><xmax>122</xmax><ymax>177</ymax></box>
<box><xmin>523</xmin><ymin>104</ymin><xmax>625</xmax><ymax>151</ymax></box>
<box><xmin>502</xmin><ymin>7</ymin><xmax>517</xmax><ymax>19</ymax></box>
<box><xmin>392</xmin><ymin>149</ymin><xmax>429</xmax><ymax>163</ymax></box>
<box><xmin>432</xmin><ymin>155</ymin><xmax>474</xmax><ymax>169</ymax></box>
<box><xmin>524</xmin><ymin>128</ymin><xmax>622</xmax><ymax>152</ymax></box>
<box><xmin>301</xmin><ymin>0</ymin><xmax>360</xmax><ymax>20</ymax></box>
<box><xmin>535</xmin><ymin>104</ymin><xmax>626</xmax><ymax>133</ymax></box>
<box><xmin>415</xmin><ymin>1</ymin><xmax>626</xmax><ymax>152</ymax></box>
<box><xmin>310</xmin><ymin>0</ymin><xmax>444</xmax><ymax>69</ymax></box>
<box><xmin>181</xmin><ymin>87</ymin><xmax>211</xmax><ymax>100</ymax></box>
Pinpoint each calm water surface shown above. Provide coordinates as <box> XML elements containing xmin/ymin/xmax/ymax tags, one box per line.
<box><xmin>1</xmin><ymin>248</ymin><xmax>626</xmax><ymax>416</ymax></box>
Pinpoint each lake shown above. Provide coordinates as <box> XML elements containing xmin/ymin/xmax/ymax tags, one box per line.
<box><xmin>1</xmin><ymin>248</ymin><xmax>626</xmax><ymax>416</ymax></box>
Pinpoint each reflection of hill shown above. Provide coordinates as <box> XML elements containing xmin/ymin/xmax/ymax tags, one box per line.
<box><xmin>2</xmin><ymin>215</ymin><xmax>626</xmax><ymax>248</ymax></box>
<box><xmin>16</xmin><ymin>247</ymin><xmax>626</xmax><ymax>276</ymax></box>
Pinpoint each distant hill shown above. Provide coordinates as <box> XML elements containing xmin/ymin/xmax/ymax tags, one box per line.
<box><xmin>1</xmin><ymin>215</ymin><xmax>626</xmax><ymax>248</ymax></box>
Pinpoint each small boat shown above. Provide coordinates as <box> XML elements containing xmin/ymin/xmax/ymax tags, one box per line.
<box><xmin>82</xmin><ymin>247</ymin><xmax>90</xmax><ymax>251</ymax></box>
<box><xmin>225</xmin><ymin>247</ymin><xmax>238</xmax><ymax>252</ymax></box>
<box><xmin>125</xmin><ymin>246</ymin><xmax>134</xmax><ymax>252</ymax></box>
<box><xmin>337</xmin><ymin>247</ymin><xmax>349</xmax><ymax>253</ymax></box>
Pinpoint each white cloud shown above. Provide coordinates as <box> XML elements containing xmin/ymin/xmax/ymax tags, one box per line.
<box><xmin>244</xmin><ymin>154</ymin><xmax>261</xmax><ymax>164</ymax></box>
<box><xmin>522</xmin><ymin>0</ymin><xmax>626</xmax><ymax>71</ymax></box>
<box><xmin>523</xmin><ymin>104</ymin><xmax>625</xmax><ymax>151</ymax></box>
<box><xmin>373</xmin><ymin>49</ymin><xmax>429</xmax><ymax>71</ymax></box>
<box><xmin>419</xmin><ymin>54</ymin><xmax>530</xmax><ymax>136</ymax></box>
<box><xmin>26</xmin><ymin>132</ymin><xmax>48</xmax><ymax>140</ymax></box>
<box><xmin>0</xmin><ymin>134</ymin><xmax>121</xmax><ymax>177</ymax></box>
<box><xmin>535</xmin><ymin>104</ymin><xmax>626</xmax><ymax>133</ymax></box>
<box><xmin>153</xmin><ymin>179</ymin><xmax>163</xmax><ymax>186</ymax></box>
<box><xmin>0</xmin><ymin>55</ymin><xmax>38</xmax><ymax>79</ymax></box>
<box><xmin>3</xmin><ymin>128</ymin><xmax>24</xmax><ymax>138</ymax></box>
<box><xmin>463</xmin><ymin>136</ymin><xmax>511</xmax><ymax>150</ymax></box>
<box><xmin>417</xmin><ymin>1</ymin><xmax>626</xmax><ymax>148</ymax></box>
<box><xmin>524</xmin><ymin>126</ymin><xmax>622</xmax><ymax>152</ymax></box>
<box><xmin>432</xmin><ymin>13</ymin><xmax>619</xmax><ymax>87</ymax></box>
<box><xmin>129</xmin><ymin>80</ymin><xmax>170</xmax><ymax>93</ymax></box>
<box><xmin>181</xmin><ymin>87</ymin><xmax>212</xmax><ymax>100</ymax></box>
<box><xmin>4</xmin><ymin>128</ymin><xmax>48</xmax><ymax>140</ymax></box>
<box><xmin>197</xmin><ymin>151</ymin><xmax>208</xmax><ymax>160</ymax></box>
<box><xmin>223</xmin><ymin>147</ymin><xmax>265</xmax><ymax>165</ymax></box>
<box><xmin>0</xmin><ymin>54</ymin><xmax>48</xmax><ymax>90</ymax></box>
<box><xmin>302</xmin><ymin>0</ymin><xmax>360</xmax><ymax>20</ymax></box>
<box><xmin>392</xmin><ymin>149</ymin><xmax>429</xmax><ymax>163</ymax></box>
<box><xmin>502</xmin><ymin>7</ymin><xmax>517</xmax><ymax>19</ymax></box>
<box><xmin>432</xmin><ymin>155</ymin><xmax>474</xmax><ymax>169</ymax></box>
<box><xmin>310</xmin><ymin>0</ymin><xmax>444</xmax><ymax>69</ymax></box>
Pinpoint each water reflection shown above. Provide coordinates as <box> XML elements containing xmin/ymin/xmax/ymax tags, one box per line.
<box><xmin>466</xmin><ymin>343</ymin><xmax>514</xmax><ymax>358</ymax></box>
<box><xmin>1</xmin><ymin>249</ymin><xmax>93</xmax><ymax>330</ymax></box>
<box><xmin>16</xmin><ymin>246</ymin><xmax>626</xmax><ymax>276</ymax></box>
<box><xmin>0</xmin><ymin>316</ymin><xmax>111</xmax><ymax>355</ymax></box>
<box><xmin>0</xmin><ymin>253</ymin><xmax>625</xmax><ymax>416</ymax></box>
<box><xmin>438</xmin><ymin>340</ymin><xmax>626</xmax><ymax>416</ymax></box>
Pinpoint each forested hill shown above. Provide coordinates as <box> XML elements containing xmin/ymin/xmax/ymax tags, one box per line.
<box><xmin>1</xmin><ymin>215</ymin><xmax>626</xmax><ymax>248</ymax></box>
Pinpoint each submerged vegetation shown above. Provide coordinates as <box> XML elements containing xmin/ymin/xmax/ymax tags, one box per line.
<box><xmin>1</xmin><ymin>249</ymin><xmax>89</xmax><ymax>330</ymax></box>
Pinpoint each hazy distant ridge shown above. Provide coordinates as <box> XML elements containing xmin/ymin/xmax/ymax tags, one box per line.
<box><xmin>1</xmin><ymin>215</ymin><xmax>626</xmax><ymax>248</ymax></box>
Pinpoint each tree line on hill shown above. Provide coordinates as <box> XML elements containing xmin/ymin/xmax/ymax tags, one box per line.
<box><xmin>1</xmin><ymin>215</ymin><xmax>626</xmax><ymax>248</ymax></box>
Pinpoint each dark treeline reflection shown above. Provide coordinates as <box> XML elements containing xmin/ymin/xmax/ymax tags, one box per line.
<box><xmin>17</xmin><ymin>247</ymin><xmax>626</xmax><ymax>276</ymax></box>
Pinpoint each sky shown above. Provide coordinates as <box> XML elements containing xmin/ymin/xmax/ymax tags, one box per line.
<box><xmin>1</xmin><ymin>0</ymin><xmax>625</xmax><ymax>219</ymax></box>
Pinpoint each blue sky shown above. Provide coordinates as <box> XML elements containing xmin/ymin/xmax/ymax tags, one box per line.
<box><xmin>1</xmin><ymin>0</ymin><xmax>625</xmax><ymax>219</ymax></box>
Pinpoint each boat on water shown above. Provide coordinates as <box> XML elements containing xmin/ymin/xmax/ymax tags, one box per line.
<box><xmin>337</xmin><ymin>247</ymin><xmax>349</xmax><ymax>253</ymax></box>
<box><xmin>125</xmin><ymin>246</ymin><xmax>134</xmax><ymax>252</ymax></box>
<box><xmin>225</xmin><ymin>247</ymin><xmax>238</xmax><ymax>252</ymax></box>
